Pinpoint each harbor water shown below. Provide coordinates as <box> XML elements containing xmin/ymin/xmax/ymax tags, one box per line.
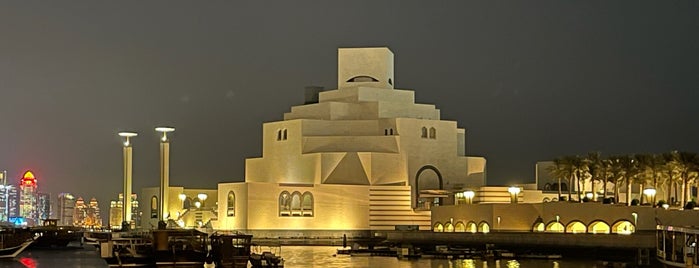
<box><xmin>0</xmin><ymin>245</ymin><xmax>608</xmax><ymax>268</ymax></box>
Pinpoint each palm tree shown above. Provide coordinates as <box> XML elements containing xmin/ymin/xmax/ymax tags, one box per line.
<box><xmin>608</xmin><ymin>155</ymin><xmax>625</xmax><ymax>204</ymax></box>
<box><xmin>600</xmin><ymin>158</ymin><xmax>612</xmax><ymax>201</ymax></box>
<box><xmin>587</xmin><ymin>152</ymin><xmax>602</xmax><ymax>201</ymax></box>
<box><xmin>672</xmin><ymin>151</ymin><xmax>699</xmax><ymax>206</ymax></box>
<box><xmin>570</xmin><ymin>155</ymin><xmax>590</xmax><ymax>203</ymax></box>
<box><xmin>661</xmin><ymin>152</ymin><xmax>680</xmax><ymax>205</ymax></box>
<box><xmin>548</xmin><ymin>158</ymin><xmax>570</xmax><ymax>201</ymax></box>
<box><xmin>618</xmin><ymin>155</ymin><xmax>640</xmax><ymax>206</ymax></box>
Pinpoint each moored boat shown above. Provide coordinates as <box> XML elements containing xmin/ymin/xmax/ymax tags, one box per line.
<box><xmin>0</xmin><ymin>224</ymin><xmax>35</xmax><ymax>258</ymax></box>
<box><xmin>657</xmin><ymin>225</ymin><xmax>699</xmax><ymax>267</ymax></box>
<box><xmin>209</xmin><ymin>231</ymin><xmax>253</xmax><ymax>268</ymax></box>
<box><xmin>31</xmin><ymin>219</ymin><xmax>84</xmax><ymax>248</ymax></box>
<box><xmin>249</xmin><ymin>244</ymin><xmax>284</xmax><ymax>268</ymax></box>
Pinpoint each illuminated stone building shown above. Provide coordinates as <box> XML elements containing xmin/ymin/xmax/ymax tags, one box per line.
<box><xmin>19</xmin><ymin>171</ymin><xmax>38</xmax><ymax>226</ymax></box>
<box><xmin>210</xmin><ymin>47</ymin><xmax>487</xmax><ymax>234</ymax></box>
<box><xmin>57</xmin><ymin>193</ymin><xmax>75</xmax><ymax>226</ymax></box>
<box><xmin>140</xmin><ymin>186</ymin><xmax>216</xmax><ymax>229</ymax></box>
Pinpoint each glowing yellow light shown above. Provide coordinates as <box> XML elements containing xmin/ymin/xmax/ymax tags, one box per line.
<box><xmin>22</xmin><ymin>171</ymin><xmax>35</xmax><ymax>180</ymax></box>
<box><xmin>155</xmin><ymin>127</ymin><xmax>175</xmax><ymax>142</ymax></box>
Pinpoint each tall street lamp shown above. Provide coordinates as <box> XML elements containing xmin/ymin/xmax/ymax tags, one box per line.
<box><xmin>156</xmin><ymin>126</ymin><xmax>175</xmax><ymax>221</ymax></box>
<box><xmin>118</xmin><ymin>131</ymin><xmax>137</xmax><ymax>230</ymax></box>
<box><xmin>198</xmin><ymin>193</ymin><xmax>208</xmax><ymax>208</ymax></box>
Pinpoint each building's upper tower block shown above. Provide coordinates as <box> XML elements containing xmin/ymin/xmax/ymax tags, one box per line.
<box><xmin>338</xmin><ymin>47</ymin><xmax>394</xmax><ymax>89</ymax></box>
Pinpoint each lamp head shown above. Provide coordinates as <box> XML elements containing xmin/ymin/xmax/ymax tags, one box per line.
<box><xmin>118</xmin><ymin>131</ymin><xmax>138</xmax><ymax>146</ymax></box>
<box><xmin>155</xmin><ymin>127</ymin><xmax>175</xmax><ymax>142</ymax></box>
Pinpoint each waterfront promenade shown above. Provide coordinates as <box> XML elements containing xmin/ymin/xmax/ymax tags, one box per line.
<box><xmin>385</xmin><ymin>230</ymin><xmax>656</xmax><ymax>249</ymax></box>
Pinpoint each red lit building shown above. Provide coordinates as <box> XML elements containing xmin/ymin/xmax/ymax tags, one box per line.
<box><xmin>19</xmin><ymin>171</ymin><xmax>38</xmax><ymax>225</ymax></box>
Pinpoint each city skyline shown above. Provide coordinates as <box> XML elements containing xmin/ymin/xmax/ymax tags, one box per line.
<box><xmin>1</xmin><ymin>1</ymin><xmax>698</xmax><ymax>206</ymax></box>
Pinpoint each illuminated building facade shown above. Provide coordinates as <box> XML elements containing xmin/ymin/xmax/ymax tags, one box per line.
<box><xmin>208</xmin><ymin>47</ymin><xmax>486</xmax><ymax>233</ymax></box>
<box><xmin>38</xmin><ymin>192</ymin><xmax>51</xmax><ymax>222</ymax></box>
<box><xmin>74</xmin><ymin>197</ymin><xmax>102</xmax><ymax>227</ymax></box>
<box><xmin>140</xmin><ymin>186</ymin><xmax>216</xmax><ymax>229</ymax></box>
<box><xmin>57</xmin><ymin>193</ymin><xmax>75</xmax><ymax>226</ymax></box>
<box><xmin>109</xmin><ymin>193</ymin><xmax>139</xmax><ymax>229</ymax></box>
<box><xmin>7</xmin><ymin>187</ymin><xmax>18</xmax><ymax>219</ymax></box>
<box><xmin>0</xmin><ymin>170</ymin><xmax>7</xmax><ymax>221</ymax></box>
<box><xmin>19</xmin><ymin>171</ymin><xmax>38</xmax><ymax>226</ymax></box>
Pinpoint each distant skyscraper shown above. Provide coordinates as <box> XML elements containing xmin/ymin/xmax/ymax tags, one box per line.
<box><xmin>19</xmin><ymin>171</ymin><xmax>38</xmax><ymax>226</ymax></box>
<box><xmin>109</xmin><ymin>193</ymin><xmax>139</xmax><ymax>229</ymax></box>
<box><xmin>0</xmin><ymin>170</ymin><xmax>7</xmax><ymax>222</ymax></box>
<box><xmin>74</xmin><ymin>197</ymin><xmax>86</xmax><ymax>226</ymax></box>
<box><xmin>7</xmin><ymin>187</ymin><xmax>19</xmax><ymax>219</ymax></box>
<box><xmin>38</xmin><ymin>192</ymin><xmax>51</xmax><ymax>222</ymax></box>
<box><xmin>57</xmin><ymin>193</ymin><xmax>75</xmax><ymax>226</ymax></box>
<box><xmin>74</xmin><ymin>197</ymin><xmax>101</xmax><ymax>228</ymax></box>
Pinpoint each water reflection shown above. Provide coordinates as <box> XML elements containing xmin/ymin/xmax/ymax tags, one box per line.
<box><xmin>5</xmin><ymin>245</ymin><xmax>598</xmax><ymax>268</ymax></box>
<box><xmin>281</xmin><ymin>246</ymin><xmax>596</xmax><ymax>268</ymax></box>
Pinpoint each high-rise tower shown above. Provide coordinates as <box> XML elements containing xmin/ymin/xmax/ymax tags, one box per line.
<box><xmin>19</xmin><ymin>171</ymin><xmax>38</xmax><ymax>226</ymax></box>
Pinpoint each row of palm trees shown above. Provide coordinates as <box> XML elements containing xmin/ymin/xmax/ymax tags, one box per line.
<box><xmin>547</xmin><ymin>151</ymin><xmax>699</xmax><ymax>206</ymax></box>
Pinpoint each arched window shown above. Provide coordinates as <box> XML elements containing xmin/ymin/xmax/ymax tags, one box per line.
<box><xmin>302</xmin><ymin>192</ymin><xmax>313</xmax><ymax>217</ymax></box>
<box><xmin>466</xmin><ymin>221</ymin><xmax>477</xmax><ymax>233</ymax></box>
<box><xmin>183</xmin><ymin>197</ymin><xmax>192</xmax><ymax>210</ymax></box>
<box><xmin>227</xmin><ymin>191</ymin><xmax>235</xmax><ymax>217</ymax></box>
<box><xmin>588</xmin><ymin>220</ymin><xmax>610</xmax><ymax>234</ymax></box>
<box><xmin>566</xmin><ymin>221</ymin><xmax>586</xmax><ymax>234</ymax></box>
<box><xmin>429</xmin><ymin>127</ymin><xmax>436</xmax><ymax>139</ymax></box>
<box><xmin>389</xmin><ymin>128</ymin><xmax>394</xmax><ymax>135</ymax></box>
<box><xmin>276</xmin><ymin>129</ymin><xmax>282</xmax><ymax>141</ymax></box>
<box><xmin>445</xmin><ymin>222</ymin><xmax>454</xmax><ymax>232</ymax></box>
<box><xmin>384</xmin><ymin>129</ymin><xmax>388</xmax><ymax>135</ymax></box>
<box><xmin>454</xmin><ymin>222</ymin><xmax>466</xmax><ymax>232</ymax></box>
<box><xmin>150</xmin><ymin>196</ymin><xmax>158</xmax><ymax>219</ymax></box>
<box><xmin>421</xmin><ymin>127</ymin><xmax>428</xmax><ymax>138</ymax></box>
<box><xmin>282</xmin><ymin>129</ymin><xmax>288</xmax><ymax>140</ymax></box>
<box><xmin>478</xmin><ymin>221</ymin><xmax>490</xmax><ymax>233</ymax></box>
<box><xmin>290</xmin><ymin>191</ymin><xmax>302</xmax><ymax>216</ymax></box>
<box><xmin>611</xmin><ymin>220</ymin><xmax>635</xmax><ymax>234</ymax></box>
<box><xmin>533</xmin><ymin>222</ymin><xmax>545</xmax><ymax>232</ymax></box>
<box><xmin>279</xmin><ymin>191</ymin><xmax>291</xmax><ymax>216</ymax></box>
<box><xmin>433</xmin><ymin>222</ymin><xmax>444</xmax><ymax>232</ymax></box>
<box><xmin>546</xmin><ymin>221</ymin><xmax>564</xmax><ymax>233</ymax></box>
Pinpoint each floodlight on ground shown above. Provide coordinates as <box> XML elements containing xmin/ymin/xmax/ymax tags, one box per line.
<box><xmin>463</xmin><ymin>190</ymin><xmax>475</xmax><ymax>204</ymax></box>
<box><xmin>508</xmin><ymin>186</ymin><xmax>521</xmax><ymax>203</ymax></box>
<box><xmin>179</xmin><ymin>193</ymin><xmax>187</xmax><ymax>201</ymax></box>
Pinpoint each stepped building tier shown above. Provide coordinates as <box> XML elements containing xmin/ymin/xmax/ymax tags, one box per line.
<box><xmin>246</xmin><ymin>47</ymin><xmax>485</xmax><ymax>190</ymax></box>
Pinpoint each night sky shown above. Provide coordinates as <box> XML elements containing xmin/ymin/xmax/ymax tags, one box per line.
<box><xmin>1</xmin><ymin>1</ymin><xmax>697</xmax><ymax>210</ymax></box>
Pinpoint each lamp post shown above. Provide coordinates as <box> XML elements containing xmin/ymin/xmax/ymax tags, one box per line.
<box><xmin>508</xmin><ymin>186</ymin><xmax>521</xmax><ymax>204</ymax></box>
<box><xmin>156</xmin><ymin>127</ymin><xmax>175</xmax><ymax>222</ymax></box>
<box><xmin>643</xmin><ymin>188</ymin><xmax>657</xmax><ymax>206</ymax></box>
<box><xmin>118</xmin><ymin>131</ymin><xmax>137</xmax><ymax>230</ymax></box>
<box><xmin>197</xmin><ymin>193</ymin><xmax>208</xmax><ymax>208</ymax></box>
<box><xmin>464</xmin><ymin>190</ymin><xmax>475</xmax><ymax>204</ymax></box>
